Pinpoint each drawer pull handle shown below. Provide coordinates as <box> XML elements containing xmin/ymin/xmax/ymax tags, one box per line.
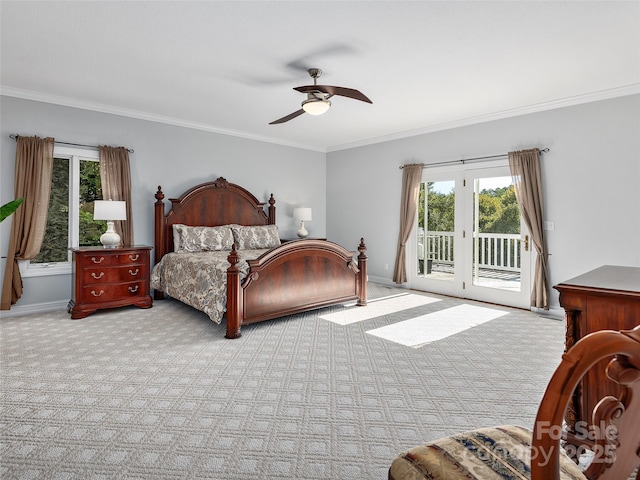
<box><xmin>91</xmin><ymin>290</ymin><xmax>104</xmax><ymax>297</ymax></box>
<box><xmin>91</xmin><ymin>272</ymin><xmax>105</xmax><ymax>280</ymax></box>
<box><xmin>129</xmin><ymin>268</ymin><xmax>139</xmax><ymax>276</ymax></box>
<box><xmin>129</xmin><ymin>254</ymin><xmax>140</xmax><ymax>261</ymax></box>
<box><xmin>91</xmin><ymin>257</ymin><xmax>105</xmax><ymax>264</ymax></box>
<box><xmin>128</xmin><ymin>285</ymin><xmax>139</xmax><ymax>293</ymax></box>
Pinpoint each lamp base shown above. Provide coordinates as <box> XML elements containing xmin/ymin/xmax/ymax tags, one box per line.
<box><xmin>296</xmin><ymin>221</ymin><xmax>309</xmax><ymax>238</ymax></box>
<box><xmin>100</xmin><ymin>221</ymin><xmax>121</xmax><ymax>248</ymax></box>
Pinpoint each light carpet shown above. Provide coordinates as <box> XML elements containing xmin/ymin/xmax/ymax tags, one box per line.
<box><xmin>318</xmin><ymin>293</ymin><xmax>440</xmax><ymax>326</ymax></box>
<box><xmin>365</xmin><ymin>303</ymin><xmax>509</xmax><ymax>347</ymax></box>
<box><xmin>1</xmin><ymin>283</ymin><xmax>566</xmax><ymax>479</ymax></box>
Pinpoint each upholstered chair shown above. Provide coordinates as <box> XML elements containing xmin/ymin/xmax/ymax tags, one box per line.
<box><xmin>389</xmin><ymin>326</ymin><xmax>640</xmax><ymax>480</ymax></box>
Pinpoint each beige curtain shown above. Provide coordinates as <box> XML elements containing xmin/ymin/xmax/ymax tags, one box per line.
<box><xmin>508</xmin><ymin>148</ymin><xmax>549</xmax><ymax>309</ymax></box>
<box><xmin>99</xmin><ymin>146</ymin><xmax>133</xmax><ymax>246</ymax></box>
<box><xmin>1</xmin><ymin>136</ymin><xmax>55</xmax><ymax>309</ymax></box>
<box><xmin>393</xmin><ymin>163</ymin><xmax>424</xmax><ymax>283</ymax></box>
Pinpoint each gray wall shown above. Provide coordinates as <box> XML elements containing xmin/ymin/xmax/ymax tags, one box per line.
<box><xmin>1</xmin><ymin>96</ymin><xmax>326</xmax><ymax>313</ymax></box>
<box><xmin>3</xmin><ymin>94</ymin><xmax>639</xmax><ymax>313</ymax></box>
<box><xmin>326</xmin><ymin>94</ymin><xmax>640</xmax><ymax>308</ymax></box>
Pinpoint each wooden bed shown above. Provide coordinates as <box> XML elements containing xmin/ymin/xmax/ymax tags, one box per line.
<box><xmin>153</xmin><ymin>177</ymin><xmax>367</xmax><ymax>338</ymax></box>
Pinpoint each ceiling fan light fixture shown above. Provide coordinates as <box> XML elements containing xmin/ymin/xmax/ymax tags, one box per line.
<box><xmin>302</xmin><ymin>97</ymin><xmax>331</xmax><ymax>115</ymax></box>
<box><xmin>269</xmin><ymin>67</ymin><xmax>371</xmax><ymax>124</ymax></box>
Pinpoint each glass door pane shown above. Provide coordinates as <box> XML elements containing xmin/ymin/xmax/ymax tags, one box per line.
<box><xmin>421</xmin><ymin>179</ymin><xmax>455</xmax><ymax>282</ymax></box>
<box><xmin>412</xmin><ymin>170</ymin><xmax>464</xmax><ymax>298</ymax></box>
<box><xmin>464</xmin><ymin>166</ymin><xmax>531</xmax><ymax>309</ymax></box>
<box><xmin>472</xmin><ymin>175</ymin><xmax>521</xmax><ymax>290</ymax></box>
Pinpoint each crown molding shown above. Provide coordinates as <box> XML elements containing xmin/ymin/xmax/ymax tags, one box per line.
<box><xmin>326</xmin><ymin>84</ymin><xmax>640</xmax><ymax>152</ymax></box>
<box><xmin>0</xmin><ymin>86</ymin><xmax>325</xmax><ymax>153</ymax></box>
<box><xmin>3</xmin><ymin>83</ymin><xmax>638</xmax><ymax>154</ymax></box>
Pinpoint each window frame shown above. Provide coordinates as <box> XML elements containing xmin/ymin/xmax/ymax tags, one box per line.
<box><xmin>19</xmin><ymin>146</ymin><xmax>100</xmax><ymax>278</ymax></box>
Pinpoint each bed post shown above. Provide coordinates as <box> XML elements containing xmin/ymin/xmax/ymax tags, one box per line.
<box><xmin>268</xmin><ymin>193</ymin><xmax>276</xmax><ymax>225</ymax></box>
<box><xmin>226</xmin><ymin>244</ymin><xmax>243</xmax><ymax>339</ymax></box>
<box><xmin>154</xmin><ymin>186</ymin><xmax>166</xmax><ymax>301</ymax></box>
<box><xmin>356</xmin><ymin>238</ymin><xmax>367</xmax><ymax>306</ymax></box>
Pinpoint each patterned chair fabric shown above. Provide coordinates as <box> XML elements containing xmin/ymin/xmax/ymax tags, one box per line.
<box><xmin>389</xmin><ymin>327</ymin><xmax>640</xmax><ymax>480</ymax></box>
<box><xmin>389</xmin><ymin>425</ymin><xmax>585</xmax><ymax>480</ymax></box>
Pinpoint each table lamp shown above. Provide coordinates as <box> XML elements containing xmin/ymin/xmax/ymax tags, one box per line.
<box><xmin>93</xmin><ymin>200</ymin><xmax>127</xmax><ymax>248</ymax></box>
<box><xmin>293</xmin><ymin>207</ymin><xmax>312</xmax><ymax>238</ymax></box>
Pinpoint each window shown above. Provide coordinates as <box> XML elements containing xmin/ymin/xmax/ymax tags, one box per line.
<box><xmin>20</xmin><ymin>146</ymin><xmax>105</xmax><ymax>277</ymax></box>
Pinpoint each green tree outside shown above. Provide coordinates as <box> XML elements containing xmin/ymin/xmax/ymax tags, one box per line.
<box><xmin>419</xmin><ymin>182</ymin><xmax>519</xmax><ymax>235</ymax></box>
<box><xmin>32</xmin><ymin>158</ymin><xmax>105</xmax><ymax>264</ymax></box>
<box><xmin>477</xmin><ymin>186</ymin><xmax>520</xmax><ymax>234</ymax></box>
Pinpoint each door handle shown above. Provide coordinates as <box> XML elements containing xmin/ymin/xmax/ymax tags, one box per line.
<box><xmin>524</xmin><ymin>235</ymin><xmax>529</xmax><ymax>251</ymax></box>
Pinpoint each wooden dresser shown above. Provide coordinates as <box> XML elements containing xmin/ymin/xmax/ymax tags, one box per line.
<box><xmin>554</xmin><ymin>265</ymin><xmax>640</xmax><ymax>431</ymax></box>
<box><xmin>69</xmin><ymin>245</ymin><xmax>153</xmax><ymax>319</ymax></box>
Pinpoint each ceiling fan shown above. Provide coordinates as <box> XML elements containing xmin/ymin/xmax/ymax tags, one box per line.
<box><xmin>269</xmin><ymin>68</ymin><xmax>372</xmax><ymax>125</ymax></box>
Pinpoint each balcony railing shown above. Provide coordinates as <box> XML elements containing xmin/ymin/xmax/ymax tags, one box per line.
<box><xmin>418</xmin><ymin>230</ymin><xmax>522</xmax><ymax>273</ymax></box>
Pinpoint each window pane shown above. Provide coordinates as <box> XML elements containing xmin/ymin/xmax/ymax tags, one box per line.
<box><xmin>425</xmin><ymin>180</ymin><xmax>455</xmax><ymax>280</ymax></box>
<box><xmin>32</xmin><ymin>157</ymin><xmax>70</xmax><ymax>263</ymax></box>
<box><xmin>31</xmin><ymin>156</ymin><xmax>104</xmax><ymax>265</ymax></box>
<box><xmin>417</xmin><ymin>180</ymin><xmax>456</xmax><ymax>279</ymax></box>
<box><xmin>79</xmin><ymin>159</ymin><xmax>104</xmax><ymax>247</ymax></box>
<box><xmin>472</xmin><ymin>176</ymin><xmax>522</xmax><ymax>290</ymax></box>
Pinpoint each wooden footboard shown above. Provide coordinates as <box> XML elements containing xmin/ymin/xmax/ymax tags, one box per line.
<box><xmin>226</xmin><ymin>238</ymin><xmax>367</xmax><ymax>339</ymax></box>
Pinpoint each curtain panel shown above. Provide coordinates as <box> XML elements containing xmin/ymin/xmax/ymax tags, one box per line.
<box><xmin>99</xmin><ymin>146</ymin><xmax>134</xmax><ymax>246</ymax></box>
<box><xmin>393</xmin><ymin>163</ymin><xmax>424</xmax><ymax>284</ymax></box>
<box><xmin>508</xmin><ymin>148</ymin><xmax>550</xmax><ymax>309</ymax></box>
<box><xmin>1</xmin><ymin>136</ymin><xmax>55</xmax><ymax>310</ymax></box>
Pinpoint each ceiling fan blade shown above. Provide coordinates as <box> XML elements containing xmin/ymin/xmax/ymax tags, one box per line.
<box><xmin>294</xmin><ymin>85</ymin><xmax>372</xmax><ymax>104</ymax></box>
<box><xmin>269</xmin><ymin>109</ymin><xmax>305</xmax><ymax>125</ymax></box>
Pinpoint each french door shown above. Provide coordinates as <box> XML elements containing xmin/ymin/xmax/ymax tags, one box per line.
<box><xmin>410</xmin><ymin>162</ymin><xmax>532</xmax><ymax>309</ymax></box>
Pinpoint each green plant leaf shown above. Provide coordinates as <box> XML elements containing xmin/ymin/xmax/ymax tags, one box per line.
<box><xmin>0</xmin><ymin>198</ymin><xmax>25</xmax><ymax>223</ymax></box>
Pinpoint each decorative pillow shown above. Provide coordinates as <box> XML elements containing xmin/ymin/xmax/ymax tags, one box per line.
<box><xmin>173</xmin><ymin>224</ymin><xmax>234</xmax><ymax>253</ymax></box>
<box><xmin>172</xmin><ymin>224</ymin><xmax>184</xmax><ymax>251</ymax></box>
<box><xmin>231</xmin><ymin>224</ymin><xmax>281</xmax><ymax>250</ymax></box>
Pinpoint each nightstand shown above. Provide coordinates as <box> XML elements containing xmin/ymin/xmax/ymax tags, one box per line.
<box><xmin>68</xmin><ymin>245</ymin><xmax>153</xmax><ymax>319</ymax></box>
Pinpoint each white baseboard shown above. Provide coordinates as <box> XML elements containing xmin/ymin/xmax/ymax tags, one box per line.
<box><xmin>532</xmin><ymin>305</ymin><xmax>565</xmax><ymax>320</ymax></box>
<box><xmin>1</xmin><ymin>300</ymin><xmax>68</xmax><ymax>318</ymax></box>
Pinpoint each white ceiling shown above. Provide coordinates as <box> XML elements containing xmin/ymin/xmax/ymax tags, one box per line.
<box><xmin>1</xmin><ymin>1</ymin><xmax>639</xmax><ymax>152</ymax></box>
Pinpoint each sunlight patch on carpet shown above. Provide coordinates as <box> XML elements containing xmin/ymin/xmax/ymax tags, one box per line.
<box><xmin>366</xmin><ymin>304</ymin><xmax>509</xmax><ymax>347</ymax></box>
<box><xmin>318</xmin><ymin>293</ymin><xmax>441</xmax><ymax>325</ymax></box>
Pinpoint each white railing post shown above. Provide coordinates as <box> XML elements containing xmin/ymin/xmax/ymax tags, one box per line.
<box><xmin>423</xmin><ymin>231</ymin><xmax>522</xmax><ymax>277</ymax></box>
<box><xmin>475</xmin><ymin>232</ymin><xmax>521</xmax><ymax>272</ymax></box>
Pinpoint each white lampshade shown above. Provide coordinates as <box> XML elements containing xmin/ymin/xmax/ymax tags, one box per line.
<box><xmin>294</xmin><ymin>207</ymin><xmax>312</xmax><ymax>238</ymax></box>
<box><xmin>93</xmin><ymin>200</ymin><xmax>127</xmax><ymax>221</ymax></box>
<box><xmin>302</xmin><ymin>97</ymin><xmax>331</xmax><ymax>116</ymax></box>
<box><xmin>93</xmin><ymin>200</ymin><xmax>126</xmax><ymax>248</ymax></box>
<box><xmin>293</xmin><ymin>208</ymin><xmax>312</xmax><ymax>222</ymax></box>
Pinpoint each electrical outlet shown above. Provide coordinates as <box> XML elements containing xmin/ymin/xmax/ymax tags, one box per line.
<box><xmin>384</xmin><ymin>263</ymin><xmax>388</xmax><ymax>271</ymax></box>
<box><xmin>544</xmin><ymin>221</ymin><xmax>555</xmax><ymax>231</ymax></box>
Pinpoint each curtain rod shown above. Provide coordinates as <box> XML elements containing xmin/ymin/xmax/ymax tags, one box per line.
<box><xmin>399</xmin><ymin>148</ymin><xmax>549</xmax><ymax>169</ymax></box>
<box><xmin>9</xmin><ymin>134</ymin><xmax>134</xmax><ymax>154</ymax></box>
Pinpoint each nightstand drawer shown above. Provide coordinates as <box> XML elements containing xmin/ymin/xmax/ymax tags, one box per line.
<box><xmin>82</xmin><ymin>281</ymin><xmax>148</xmax><ymax>304</ymax></box>
<box><xmin>82</xmin><ymin>251</ymin><xmax>147</xmax><ymax>267</ymax></box>
<box><xmin>82</xmin><ymin>265</ymin><xmax>147</xmax><ymax>284</ymax></box>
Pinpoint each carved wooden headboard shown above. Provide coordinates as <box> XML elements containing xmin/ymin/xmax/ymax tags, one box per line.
<box><xmin>154</xmin><ymin>177</ymin><xmax>276</xmax><ymax>262</ymax></box>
